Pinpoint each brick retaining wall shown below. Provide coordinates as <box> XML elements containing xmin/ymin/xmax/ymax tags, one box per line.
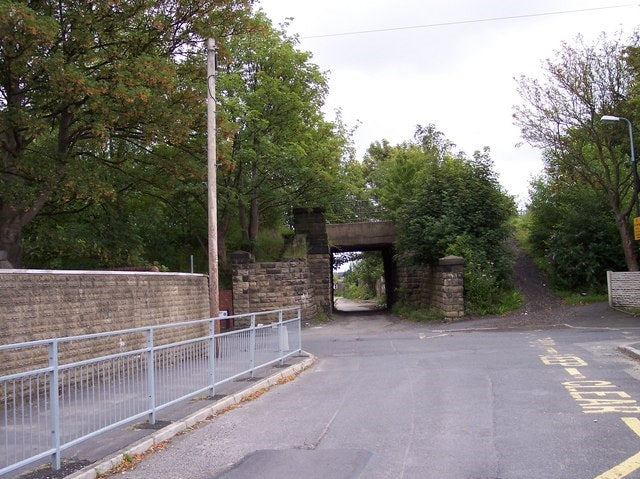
<box><xmin>0</xmin><ymin>270</ymin><xmax>210</xmax><ymax>376</ymax></box>
<box><xmin>231</xmin><ymin>252</ymin><xmax>317</xmax><ymax>325</ymax></box>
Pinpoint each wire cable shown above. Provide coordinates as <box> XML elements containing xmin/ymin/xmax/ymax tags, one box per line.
<box><xmin>302</xmin><ymin>4</ymin><xmax>638</xmax><ymax>39</ymax></box>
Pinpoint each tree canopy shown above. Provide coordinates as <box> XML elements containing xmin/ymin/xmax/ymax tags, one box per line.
<box><xmin>362</xmin><ymin>125</ymin><xmax>516</xmax><ymax>314</ymax></box>
<box><xmin>0</xmin><ymin>0</ymin><xmax>252</xmax><ymax>267</ymax></box>
<box><xmin>514</xmin><ymin>31</ymin><xmax>640</xmax><ymax>271</ymax></box>
<box><xmin>215</xmin><ymin>12</ymin><xmax>351</xmax><ymax>259</ymax></box>
<box><xmin>2</xmin><ymin>2</ymin><xmax>354</xmax><ymax>277</ymax></box>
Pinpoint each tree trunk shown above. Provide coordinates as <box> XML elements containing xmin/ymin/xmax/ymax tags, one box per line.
<box><xmin>248</xmin><ymin>188</ymin><xmax>259</xmax><ymax>254</ymax></box>
<box><xmin>614</xmin><ymin>212</ymin><xmax>639</xmax><ymax>271</ymax></box>
<box><xmin>0</xmin><ymin>211</ymin><xmax>23</xmax><ymax>268</ymax></box>
<box><xmin>238</xmin><ymin>199</ymin><xmax>250</xmax><ymax>251</ymax></box>
<box><xmin>0</xmin><ymin>194</ymin><xmax>49</xmax><ymax>268</ymax></box>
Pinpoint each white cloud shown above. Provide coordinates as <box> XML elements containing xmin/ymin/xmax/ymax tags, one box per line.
<box><xmin>258</xmin><ymin>0</ymin><xmax>639</xmax><ymax>205</ymax></box>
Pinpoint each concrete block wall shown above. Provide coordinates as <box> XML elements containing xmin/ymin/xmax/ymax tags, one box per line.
<box><xmin>0</xmin><ymin>270</ymin><xmax>211</xmax><ymax>376</ymax></box>
<box><xmin>231</xmin><ymin>252</ymin><xmax>317</xmax><ymax>325</ymax></box>
<box><xmin>396</xmin><ymin>256</ymin><xmax>464</xmax><ymax>319</ymax></box>
<box><xmin>608</xmin><ymin>271</ymin><xmax>640</xmax><ymax>307</ymax></box>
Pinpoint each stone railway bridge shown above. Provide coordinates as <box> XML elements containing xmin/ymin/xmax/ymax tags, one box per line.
<box><xmin>232</xmin><ymin>207</ymin><xmax>465</xmax><ymax>321</ymax></box>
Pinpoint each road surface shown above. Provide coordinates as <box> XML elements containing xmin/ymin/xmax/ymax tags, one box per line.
<box><xmin>115</xmin><ymin>308</ymin><xmax>640</xmax><ymax>479</ymax></box>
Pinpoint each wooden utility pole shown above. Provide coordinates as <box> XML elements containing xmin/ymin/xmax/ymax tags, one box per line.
<box><xmin>207</xmin><ymin>38</ymin><xmax>219</xmax><ymax>317</ymax></box>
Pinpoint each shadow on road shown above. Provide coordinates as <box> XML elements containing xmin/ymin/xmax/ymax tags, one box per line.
<box><xmin>333</xmin><ymin>297</ymin><xmax>386</xmax><ymax>314</ymax></box>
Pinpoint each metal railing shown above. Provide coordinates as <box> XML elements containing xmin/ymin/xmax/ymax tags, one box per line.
<box><xmin>0</xmin><ymin>307</ymin><xmax>302</xmax><ymax>476</ymax></box>
<box><xmin>324</xmin><ymin>198</ymin><xmax>386</xmax><ymax>224</ymax></box>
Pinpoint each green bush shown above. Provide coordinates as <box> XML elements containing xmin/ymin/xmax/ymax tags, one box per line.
<box><xmin>526</xmin><ymin>178</ymin><xmax>626</xmax><ymax>292</ymax></box>
<box><xmin>341</xmin><ymin>282</ymin><xmax>375</xmax><ymax>300</ymax></box>
<box><xmin>392</xmin><ymin>301</ymin><xmax>444</xmax><ymax>322</ymax></box>
<box><xmin>446</xmin><ymin>234</ymin><xmax>518</xmax><ymax>315</ymax></box>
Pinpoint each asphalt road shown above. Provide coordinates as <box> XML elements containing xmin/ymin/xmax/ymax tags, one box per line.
<box><xmin>117</xmin><ymin>308</ymin><xmax>640</xmax><ymax>479</ymax></box>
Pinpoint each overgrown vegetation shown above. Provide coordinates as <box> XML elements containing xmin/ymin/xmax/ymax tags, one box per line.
<box><xmin>6</xmin><ymin>3</ymin><xmax>638</xmax><ymax>312</ymax></box>
<box><xmin>514</xmin><ymin>31</ymin><xmax>640</xmax><ymax>293</ymax></box>
<box><xmin>556</xmin><ymin>291</ymin><xmax>608</xmax><ymax>305</ymax></box>
<box><xmin>515</xmin><ymin>31</ymin><xmax>640</xmax><ymax>279</ymax></box>
<box><xmin>361</xmin><ymin>126</ymin><xmax>517</xmax><ymax>314</ymax></box>
<box><xmin>518</xmin><ymin>180</ymin><xmax>626</xmax><ymax>294</ymax></box>
<box><xmin>391</xmin><ymin>301</ymin><xmax>444</xmax><ymax>322</ymax></box>
<box><xmin>337</xmin><ymin>252</ymin><xmax>383</xmax><ymax>301</ymax></box>
<box><xmin>2</xmin><ymin>3</ymin><xmax>354</xmax><ymax>285</ymax></box>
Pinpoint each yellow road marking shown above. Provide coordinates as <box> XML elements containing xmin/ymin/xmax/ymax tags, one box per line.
<box><xmin>622</xmin><ymin>417</ymin><xmax>640</xmax><ymax>437</ymax></box>
<box><xmin>566</xmin><ymin>367</ymin><xmax>586</xmax><ymax>379</ymax></box>
<box><xmin>540</xmin><ymin>354</ymin><xmax>588</xmax><ymax>367</ymax></box>
<box><xmin>594</xmin><ymin>418</ymin><xmax>640</xmax><ymax>478</ymax></box>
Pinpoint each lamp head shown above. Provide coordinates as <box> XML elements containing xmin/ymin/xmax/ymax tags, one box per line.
<box><xmin>601</xmin><ymin>115</ymin><xmax>622</xmax><ymax>123</ymax></box>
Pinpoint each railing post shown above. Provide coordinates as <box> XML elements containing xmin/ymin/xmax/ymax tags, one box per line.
<box><xmin>249</xmin><ymin>314</ymin><xmax>256</xmax><ymax>378</ymax></box>
<box><xmin>146</xmin><ymin>328</ymin><xmax>156</xmax><ymax>425</ymax></box>
<box><xmin>297</xmin><ymin>307</ymin><xmax>302</xmax><ymax>352</ymax></box>
<box><xmin>49</xmin><ymin>341</ymin><xmax>61</xmax><ymax>470</ymax></box>
<box><xmin>208</xmin><ymin>318</ymin><xmax>216</xmax><ymax>397</ymax></box>
<box><xmin>278</xmin><ymin>310</ymin><xmax>284</xmax><ymax>366</ymax></box>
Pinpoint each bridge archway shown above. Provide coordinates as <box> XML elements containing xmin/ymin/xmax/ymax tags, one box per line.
<box><xmin>292</xmin><ymin>207</ymin><xmax>464</xmax><ymax>319</ymax></box>
<box><xmin>326</xmin><ymin>222</ymin><xmax>397</xmax><ymax>312</ymax></box>
<box><xmin>293</xmin><ymin>208</ymin><xmax>397</xmax><ymax>315</ymax></box>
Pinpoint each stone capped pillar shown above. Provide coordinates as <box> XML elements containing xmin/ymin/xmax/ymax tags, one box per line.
<box><xmin>436</xmin><ymin>255</ymin><xmax>465</xmax><ymax>319</ymax></box>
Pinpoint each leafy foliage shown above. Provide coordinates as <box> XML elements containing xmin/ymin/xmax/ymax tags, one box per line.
<box><xmin>5</xmin><ymin>5</ymin><xmax>353</xmax><ymax>276</ymax></box>
<box><xmin>514</xmin><ymin>31</ymin><xmax>640</xmax><ymax>271</ymax></box>
<box><xmin>0</xmin><ymin>0</ymin><xmax>252</xmax><ymax>266</ymax></box>
<box><xmin>339</xmin><ymin>252</ymin><xmax>384</xmax><ymax>300</ymax></box>
<box><xmin>364</xmin><ymin>125</ymin><xmax>516</xmax><ymax>314</ymax></box>
<box><xmin>215</xmin><ymin>13</ymin><xmax>351</xmax><ymax>256</ymax></box>
<box><xmin>525</xmin><ymin>176</ymin><xmax>626</xmax><ymax>291</ymax></box>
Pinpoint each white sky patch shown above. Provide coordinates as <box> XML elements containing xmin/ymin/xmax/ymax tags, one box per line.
<box><xmin>257</xmin><ymin>0</ymin><xmax>639</xmax><ymax>206</ymax></box>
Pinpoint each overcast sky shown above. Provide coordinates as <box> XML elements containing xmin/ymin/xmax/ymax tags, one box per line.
<box><xmin>257</xmin><ymin>1</ymin><xmax>639</xmax><ymax>206</ymax></box>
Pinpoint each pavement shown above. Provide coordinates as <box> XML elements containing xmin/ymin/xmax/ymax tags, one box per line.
<box><xmin>12</xmin><ymin>354</ymin><xmax>315</xmax><ymax>479</ymax></box>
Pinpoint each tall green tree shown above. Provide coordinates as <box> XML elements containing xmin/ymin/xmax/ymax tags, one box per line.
<box><xmin>514</xmin><ymin>31</ymin><xmax>640</xmax><ymax>271</ymax></box>
<box><xmin>0</xmin><ymin>0</ymin><xmax>250</xmax><ymax>267</ymax></box>
<box><xmin>364</xmin><ymin>125</ymin><xmax>516</xmax><ymax>313</ymax></box>
<box><xmin>215</xmin><ymin>13</ymin><xmax>350</xmax><ymax>257</ymax></box>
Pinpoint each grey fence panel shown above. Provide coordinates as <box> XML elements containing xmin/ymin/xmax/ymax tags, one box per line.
<box><xmin>0</xmin><ymin>307</ymin><xmax>301</xmax><ymax>476</ymax></box>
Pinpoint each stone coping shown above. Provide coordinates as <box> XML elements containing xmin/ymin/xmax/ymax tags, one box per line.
<box><xmin>0</xmin><ymin>269</ymin><xmax>206</xmax><ymax>277</ymax></box>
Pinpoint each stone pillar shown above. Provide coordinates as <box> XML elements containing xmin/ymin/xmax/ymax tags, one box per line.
<box><xmin>292</xmin><ymin>207</ymin><xmax>332</xmax><ymax>316</ymax></box>
<box><xmin>436</xmin><ymin>255</ymin><xmax>465</xmax><ymax>319</ymax></box>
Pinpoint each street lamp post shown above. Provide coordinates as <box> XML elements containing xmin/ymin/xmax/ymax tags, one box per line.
<box><xmin>601</xmin><ymin>115</ymin><xmax>640</xmax><ymax>218</ymax></box>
